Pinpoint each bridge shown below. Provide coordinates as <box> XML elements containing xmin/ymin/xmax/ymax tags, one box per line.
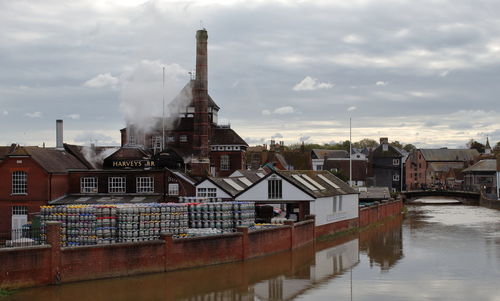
<box><xmin>401</xmin><ymin>190</ymin><xmax>480</xmax><ymax>205</ymax></box>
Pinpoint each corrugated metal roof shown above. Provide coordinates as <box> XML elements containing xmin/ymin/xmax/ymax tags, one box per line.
<box><xmin>420</xmin><ymin>149</ymin><xmax>480</xmax><ymax>161</ymax></box>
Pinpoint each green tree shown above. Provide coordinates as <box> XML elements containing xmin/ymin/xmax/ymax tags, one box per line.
<box><xmin>466</xmin><ymin>139</ymin><xmax>485</xmax><ymax>153</ymax></box>
<box><xmin>403</xmin><ymin>144</ymin><xmax>416</xmax><ymax>152</ymax></box>
<box><xmin>493</xmin><ymin>141</ymin><xmax>500</xmax><ymax>154</ymax></box>
<box><xmin>353</xmin><ymin>138</ymin><xmax>379</xmax><ymax>149</ymax></box>
<box><xmin>390</xmin><ymin>141</ymin><xmax>404</xmax><ymax>149</ymax></box>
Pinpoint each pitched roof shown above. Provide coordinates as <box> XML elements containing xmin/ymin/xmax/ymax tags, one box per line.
<box><xmin>420</xmin><ymin>149</ymin><xmax>480</xmax><ymax>161</ymax></box>
<box><xmin>427</xmin><ymin>162</ymin><xmax>465</xmax><ymax>172</ymax></box>
<box><xmin>372</xmin><ymin>144</ymin><xmax>404</xmax><ymax>158</ymax></box>
<box><xmin>207</xmin><ymin>175</ymin><xmax>260</xmax><ymax>197</ymax></box>
<box><xmin>211</xmin><ymin>127</ymin><xmax>248</xmax><ymax>146</ymax></box>
<box><xmin>462</xmin><ymin>159</ymin><xmax>497</xmax><ymax>173</ymax></box>
<box><xmin>169</xmin><ymin>80</ymin><xmax>220</xmax><ymax>112</ymax></box>
<box><xmin>104</xmin><ymin>146</ymin><xmax>150</xmax><ymax>161</ymax></box>
<box><xmin>276</xmin><ymin>170</ymin><xmax>357</xmax><ymax>198</ymax></box>
<box><xmin>22</xmin><ymin>147</ymin><xmax>88</xmax><ymax>173</ymax></box>
<box><xmin>64</xmin><ymin>144</ymin><xmax>118</xmax><ymax>169</ymax></box>
<box><xmin>311</xmin><ymin>149</ymin><xmax>348</xmax><ymax>159</ymax></box>
<box><xmin>229</xmin><ymin>169</ymin><xmax>267</xmax><ymax>182</ymax></box>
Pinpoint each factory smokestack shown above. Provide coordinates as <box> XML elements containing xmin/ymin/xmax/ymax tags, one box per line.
<box><xmin>56</xmin><ymin>119</ymin><xmax>64</xmax><ymax>150</ymax></box>
<box><xmin>191</xmin><ymin>29</ymin><xmax>210</xmax><ymax>176</ymax></box>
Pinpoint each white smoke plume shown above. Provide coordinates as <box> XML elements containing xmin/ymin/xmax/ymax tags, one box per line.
<box><xmin>81</xmin><ymin>146</ymin><xmax>119</xmax><ymax>169</ymax></box>
<box><xmin>119</xmin><ymin>60</ymin><xmax>191</xmax><ymax>135</ymax></box>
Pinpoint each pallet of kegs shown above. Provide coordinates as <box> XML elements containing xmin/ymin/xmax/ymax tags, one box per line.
<box><xmin>187</xmin><ymin>201</ymin><xmax>255</xmax><ymax>236</ymax></box>
<box><xmin>116</xmin><ymin>203</ymin><xmax>189</xmax><ymax>242</ymax></box>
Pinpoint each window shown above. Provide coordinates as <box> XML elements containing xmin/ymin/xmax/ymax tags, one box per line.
<box><xmin>109</xmin><ymin>177</ymin><xmax>126</xmax><ymax>193</ymax></box>
<box><xmin>168</xmin><ymin>183</ymin><xmax>179</xmax><ymax>196</ymax></box>
<box><xmin>128</xmin><ymin>132</ymin><xmax>136</xmax><ymax>145</ymax></box>
<box><xmin>393</xmin><ymin>174</ymin><xmax>400</xmax><ymax>181</ymax></box>
<box><xmin>393</xmin><ymin>159</ymin><xmax>400</xmax><ymax>166</ymax></box>
<box><xmin>220</xmin><ymin>155</ymin><xmax>230</xmax><ymax>171</ymax></box>
<box><xmin>152</xmin><ymin>136</ymin><xmax>162</xmax><ymax>153</ymax></box>
<box><xmin>382</xmin><ymin>144</ymin><xmax>388</xmax><ymax>151</ymax></box>
<box><xmin>167</xmin><ymin>136</ymin><xmax>175</xmax><ymax>142</ymax></box>
<box><xmin>80</xmin><ymin>177</ymin><xmax>98</xmax><ymax>193</ymax></box>
<box><xmin>268</xmin><ymin>178</ymin><xmax>282</xmax><ymax>199</ymax></box>
<box><xmin>180</xmin><ymin>135</ymin><xmax>187</xmax><ymax>142</ymax></box>
<box><xmin>316</xmin><ymin>165</ymin><xmax>323</xmax><ymax>171</ymax></box>
<box><xmin>197</xmin><ymin>187</ymin><xmax>216</xmax><ymax>198</ymax></box>
<box><xmin>12</xmin><ymin>206</ymin><xmax>28</xmax><ymax>215</ymax></box>
<box><xmin>12</xmin><ymin>171</ymin><xmax>27</xmax><ymax>195</ymax></box>
<box><xmin>332</xmin><ymin>197</ymin><xmax>337</xmax><ymax>212</ymax></box>
<box><xmin>136</xmin><ymin>177</ymin><xmax>154</xmax><ymax>193</ymax></box>
<box><xmin>338</xmin><ymin>195</ymin><xmax>343</xmax><ymax>211</ymax></box>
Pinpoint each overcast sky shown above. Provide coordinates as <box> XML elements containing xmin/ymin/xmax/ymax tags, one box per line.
<box><xmin>1</xmin><ymin>0</ymin><xmax>499</xmax><ymax>148</ymax></box>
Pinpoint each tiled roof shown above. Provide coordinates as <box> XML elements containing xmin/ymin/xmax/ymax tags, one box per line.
<box><xmin>462</xmin><ymin>159</ymin><xmax>497</xmax><ymax>173</ymax></box>
<box><xmin>23</xmin><ymin>147</ymin><xmax>88</xmax><ymax>173</ymax></box>
<box><xmin>311</xmin><ymin>149</ymin><xmax>349</xmax><ymax>159</ymax></box>
<box><xmin>64</xmin><ymin>144</ymin><xmax>118</xmax><ymax>169</ymax></box>
<box><xmin>420</xmin><ymin>149</ymin><xmax>479</xmax><ymax>161</ymax></box>
<box><xmin>105</xmin><ymin>147</ymin><xmax>150</xmax><ymax>161</ymax></box>
<box><xmin>276</xmin><ymin>170</ymin><xmax>357</xmax><ymax>198</ymax></box>
<box><xmin>428</xmin><ymin>162</ymin><xmax>465</xmax><ymax>172</ymax></box>
<box><xmin>211</xmin><ymin>127</ymin><xmax>248</xmax><ymax>146</ymax></box>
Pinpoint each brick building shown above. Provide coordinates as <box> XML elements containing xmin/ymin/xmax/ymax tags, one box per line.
<box><xmin>0</xmin><ymin>145</ymin><xmax>88</xmax><ymax>236</ymax></box>
<box><xmin>405</xmin><ymin>148</ymin><xmax>480</xmax><ymax>190</ymax></box>
<box><xmin>120</xmin><ymin>29</ymin><xmax>248</xmax><ymax>177</ymax></box>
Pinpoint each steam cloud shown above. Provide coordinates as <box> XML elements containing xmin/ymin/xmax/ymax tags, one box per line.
<box><xmin>119</xmin><ymin>60</ymin><xmax>191</xmax><ymax>135</ymax></box>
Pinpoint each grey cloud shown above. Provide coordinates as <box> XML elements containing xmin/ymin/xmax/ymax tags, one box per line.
<box><xmin>1</xmin><ymin>0</ymin><xmax>500</xmax><ymax>147</ymax></box>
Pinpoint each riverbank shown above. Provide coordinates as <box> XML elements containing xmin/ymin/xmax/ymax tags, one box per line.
<box><xmin>480</xmin><ymin>191</ymin><xmax>500</xmax><ymax>210</ymax></box>
<box><xmin>0</xmin><ymin>200</ymin><xmax>402</xmax><ymax>290</ymax></box>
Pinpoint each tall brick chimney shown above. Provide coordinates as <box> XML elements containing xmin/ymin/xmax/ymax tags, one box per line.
<box><xmin>191</xmin><ymin>29</ymin><xmax>211</xmax><ymax>176</ymax></box>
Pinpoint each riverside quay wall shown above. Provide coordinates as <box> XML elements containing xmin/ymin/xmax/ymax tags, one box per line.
<box><xmin>0</xmin><ymin>200</ymin><xmax>402</xmax><ymax>289</ymax></box>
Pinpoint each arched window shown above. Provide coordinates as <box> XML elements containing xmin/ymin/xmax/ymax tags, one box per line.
<box><xmin>12</xmin><ymin>171</ymin><xmax>27</xmax><ymax>195</ymax></box>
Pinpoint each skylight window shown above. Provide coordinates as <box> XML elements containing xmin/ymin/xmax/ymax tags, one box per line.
<box><xmin>318</xmin><ymin>174</ymin><xmax>340</xmax><ymax>189</ymax></box>
<box><xmin>256</xmin><ymin>173</ymin><xmax>265</xmax><ymax>178</ymax></box>
<box><xmin>301</xmin><ymin>174</ymin><xmax>326</xmax><ymax>190</ymax></box>
<box><xmin>223</xmin><ymin>178</ymin><xmax>244</xmax><ymax>191</ymax></box>
<box><xmin>238</xmin><ymin>177</ymin><xmax>253</xmax><ymax>187</ymax></box>
<box><xmin>292</xmin><ymin>174</ymin><xmax>318</xmax><ymax>191</ymax></box>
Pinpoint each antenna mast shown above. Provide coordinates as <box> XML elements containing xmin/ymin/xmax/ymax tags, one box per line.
<box><xmin>349</xmin><ymin>117</ymin><xmax>352</xmax><ymax>187</ymax></box>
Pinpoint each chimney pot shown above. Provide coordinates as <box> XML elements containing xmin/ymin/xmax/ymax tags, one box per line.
<box><xmin>380</xmin><ymin>137</ymin><xmax>388</xmax><ymax>144</ymax></box>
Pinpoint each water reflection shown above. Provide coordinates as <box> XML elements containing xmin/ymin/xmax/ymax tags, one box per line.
<box><xmin>359</xmin><ymin>216</ymin><xmax>404</xmax><ymax>271</ymax></box>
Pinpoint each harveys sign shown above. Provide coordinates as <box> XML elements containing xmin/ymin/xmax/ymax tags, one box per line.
<box><xmin>108</xmin><ymin>159</ymin><xmax>156</xmax><ymax>168</ymax></box>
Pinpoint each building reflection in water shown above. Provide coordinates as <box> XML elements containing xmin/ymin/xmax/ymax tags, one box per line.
<box><xmin>359</xmin><ymin>215</ymin><xmax>404</xmax><ymax>271</ymax></box>
<box><xmin>253</xmin><ymin>238</ymin><xmax>360</xmax><ymax>301</ymax></box>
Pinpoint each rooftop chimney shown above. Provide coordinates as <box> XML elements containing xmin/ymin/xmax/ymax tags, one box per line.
<box><xmin>191</xmin><ymin>29</ymin><xmax>211</xmax><ymax>176</ymax></box>
<box><xmin>380</xmin><ymin>137</ymin><xmax>388</xmax><ymax>144</ymax></box>
<box><xmin>56</xmin><ymin>119</ymin><xmax>64</xmax><ymax>150</ymax></box>
<box><xmin>193</xmin><ymin>29</ymin><xmax>209</xmax><ymax>158</ymax></box>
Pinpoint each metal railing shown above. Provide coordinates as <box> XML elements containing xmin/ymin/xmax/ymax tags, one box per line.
<box><xmin>0</xmin><ymin>226</ymin><xmax>46</xmax><ymax>248</ymax></box>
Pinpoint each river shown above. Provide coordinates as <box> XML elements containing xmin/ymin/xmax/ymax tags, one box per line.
<box><xmin>4</xmin><ymin>202</ymin><xmax>500</xmax><ymax>301</ymax></box>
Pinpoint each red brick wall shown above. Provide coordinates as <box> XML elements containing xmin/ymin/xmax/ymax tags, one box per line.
<box><xmin>292</xmin><ymin>220</ymin><xmax>315</xmax><ymax>248</ymax></box>
<box><xmin>61</xmin><ymin>242</ymin><xmax>166</xmax><ymax>282</ymax></box>
<box><xmin>359</xmin><ymin>200</ymin><xmax>402</xmax><ymax>227</ymax></box>
<box><xmin>315</xmin><ymin>218</ymin><xmax>359</xmax><ymax>238</ymax></box>
<box><xmin>210</xmin><ymin>151</ymin><xmax>244</xmax><ymax>177</ymax></box>
<box><xmin>248</xmin><ymin>226</ymin><xmax>291</xmax><ymax>258</ymax></box>
<box><xmin>0</xmin><ymin>246</ymin><xmax>52</xmax><ymax>289</ymax></box>
<box><xmin>0</xmin><ymin>158</ymin><xmax>54</xmax><ymax>233</ymax></box>
<box><xmin>166</xmin><ymin>234</ymin><xmax>244</xmax><ymax>270</ymax></box>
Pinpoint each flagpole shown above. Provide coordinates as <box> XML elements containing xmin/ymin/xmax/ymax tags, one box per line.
<box><xmin>349</xmin><ymin>117</ymin><xmax>352</xmax><ymax>187</ymax></box>
<box><xmin>162</xmin><ymin>66</ymin><xmax>165</xmax><ymax>150</ymax></box>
